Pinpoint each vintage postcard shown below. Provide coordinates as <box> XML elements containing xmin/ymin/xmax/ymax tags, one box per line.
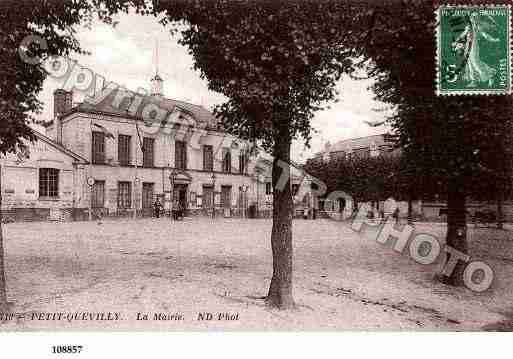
<box><xmin>1</xmin><ymin>0</ymin><xmax>512</xmax><ymax>354</ymax></box>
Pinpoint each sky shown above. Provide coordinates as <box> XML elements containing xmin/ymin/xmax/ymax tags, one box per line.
<box><xmin>36</xmin><ymin>11</ymin><xmax>390</xmax><ymax>163</ymax></box>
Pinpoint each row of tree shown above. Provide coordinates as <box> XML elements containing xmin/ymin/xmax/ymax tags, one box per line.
<box><xmin>305</xmin><ymin>152</ymin><xmax>404</xmax><ymax>209</ymax></box>
<box><xmin>355</xmin><ymin>0</ymin><xmax>513</xmax><ymax>285</ymax></box>
<box><xmin>305</xmin><ymin>145</ymin><xmax>513</xmax><ymax>219</ymax></box>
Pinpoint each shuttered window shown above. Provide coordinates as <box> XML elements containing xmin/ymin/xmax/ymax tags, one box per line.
<box><xmin>222</xmin><ymin>148</ymin><xmax>231</xmax><ymax>173</ymax></box>
<box><xmin>92</xmin><ymin>131</ymin><xmax>105</xmax><ymax>164</ymax></box>
<box><xmin>118</xmin><ymin>135</ymin><xmax>131</xmax><ymax>166</ymax></box>
<box><xmin>143</xmin><ymin>137</ymin><xmax>154</xmax><ymax>167</ymax></box>
<box><xmin>142</xmin><ymin>182</ymin><xmax>154</xmax><ymax>209</ymax></box>
<box><xmin>239</xmin><ymin>151</ymin><xmax>247</xmax><ymax>174</ymax></box>
<box><xmin>203</xmin><ymin>145</ymin><xmax>213</xmax><ymax>171</ymax></box>
<box><xmin>91</xmin><ymin>180</ymin><xmax>105</xmax><ymax>208</ymax></box>
<box><xmin>117</xmin><ymin>181</ymin><xmax>132</xmax><ymax>209</ymax></box>
<box><xmin>175</xmin><ymin>140</ymin><xmax>187</xmax><ymax>170</ymax></box>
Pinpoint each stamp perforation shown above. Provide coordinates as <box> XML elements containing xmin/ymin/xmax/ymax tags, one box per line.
<box><xmin>435</xmin><ymin>3</ymin><xmax>512</xmax><ymax>96</ymax></box>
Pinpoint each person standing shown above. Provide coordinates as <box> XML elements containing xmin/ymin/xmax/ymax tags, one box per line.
<box><xmin>154</xmin><ymin>198</ymin><xmax>162</xmax><ymax>218</ymax></box>
<box><xmin>393</xmin><ymin>207</ymin><xmax>400</xmax><ymax>225</ymax></box>
<box><xmin>172</xmin><ymin>198</ymin><xmax>179</xmax><ymax>220</ymax></box>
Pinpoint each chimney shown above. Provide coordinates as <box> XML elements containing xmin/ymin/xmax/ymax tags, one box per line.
<box><xmin>53</xmin><ymin>89</ymin><xmax>73</xmax><ymax>143</ymax></box>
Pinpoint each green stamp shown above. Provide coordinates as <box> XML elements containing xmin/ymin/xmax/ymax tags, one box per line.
<box><xmin>437</xmin><ymin>5</ymin><xmax>511</xmax><ymax>95</ymax></box>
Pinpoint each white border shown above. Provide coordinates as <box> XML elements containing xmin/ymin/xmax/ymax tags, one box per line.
<box><xmin>1</xmin><ymin>332</ymin><xmax>512</xmax><ymax>359</ymax></box>
<box><xmin>436</xmin><ymin>4</ymin><xmax>512</xmax><ymax>96</ymax></box>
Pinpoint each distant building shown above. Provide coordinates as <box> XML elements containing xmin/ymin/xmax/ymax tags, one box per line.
<box><xmin>313</xmin><ymin>133</ymin><xmax>397</xmax><ymax>162</ymax></box>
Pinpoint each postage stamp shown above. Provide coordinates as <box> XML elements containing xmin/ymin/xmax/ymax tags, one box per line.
<box><xmin>436</xmin><ymin>4</ymin><xmax>512</xmax><ymax>95</ymax></box>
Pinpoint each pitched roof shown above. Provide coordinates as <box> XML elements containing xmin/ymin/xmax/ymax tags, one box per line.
<box><xmin>74</xmin><ymin>88</ymin><xmax>218</xmax><ymax>128</ymax></box>
<box><xmin>31</xmin><ymin>129</ymin><xmax>88</xmax><ymax>164</ymax></box>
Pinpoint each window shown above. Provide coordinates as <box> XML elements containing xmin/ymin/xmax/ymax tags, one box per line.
<box><xmin>91</xmin><ymin>180</ymin><xmax>105</xmax><ymax>208</ymax></box>
<box><xmin>142</xmin><ymin>182</ymin><xmax>154</xmax><ymax>209</ymax></box>
<box><xmin>203</xmin><ymin>145</ymin><xmax>213</xmax><ymax>171</ymax></box>
<box><xmin>175</xmin><ymin>140</ymin><xmax>187</xmax><ymax>170</ymax></box>
<box><xmin>202</xmin><ymin>185</ymin><xmax>214</xmax><ymax>209</ymax></box>
<box><xmin>39</xmin><ymin>168</ymin><xmax>59</xmax><ymax>198</ymax></box>
<box><xmin>330</xmin><ymin>151</ymin><xmax>346</xmax><ymax>161</ymax></box>
<box><xmin>222</xmin><ymin>148</ymin><xmax>231</xmax><ymax>173</ymax></box>
<box><xmin>118</xmin><ymin>135</ymin><xmax>131</xmax><ymax>166</ymax></box>
<box><xmin>353</xmin><ymin>147</ymin><xmax>371</xmax><ymax>159</ymax></box>
<box><xmin>92</xmin><ymin>131</ymin><xmax>105</xmax><ymax>164</ymax></box>
<box><xmin>239</xmin><ymin>151</ymin><xmax>247</xmax><ymax>174</ymax></box>
<box><xmin>221</xmin><ymin>185</ymin><xmax>232</xmax><ymax>209</ymax></box>
<box><xmin>265</xmin><ymin>182</ymin><xmax>272</xmax><ymax>195</ymax></box>
<box><xmin>143</xmin><ymin>137</ymin><xmax>155</xmax><ymax>167</ymax></box>
<box><xmin>117</xmin><ymin>181</ymin><xmax>132</xmax><ymax>209</ymax></box>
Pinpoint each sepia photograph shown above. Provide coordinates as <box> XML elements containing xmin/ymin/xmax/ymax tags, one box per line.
<box><xmin>0</xmin><ymin>0</ymin><xmax>512</xmax><ymax>354</ymax></box>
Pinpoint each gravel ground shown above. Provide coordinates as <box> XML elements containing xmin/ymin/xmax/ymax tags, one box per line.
<box><xmin>0</xmin><ymin>217</ymin><xmax>511</xmax><ymax>331</ymax></box>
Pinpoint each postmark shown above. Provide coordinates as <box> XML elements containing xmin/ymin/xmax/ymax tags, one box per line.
<box><xmin>436</xmin><ymin>4</ymin><xmax>511</xmax><ymax>95</ymax></box>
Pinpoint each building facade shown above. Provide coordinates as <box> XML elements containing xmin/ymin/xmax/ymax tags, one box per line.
<box><xmin>44</xmin><ymin>87</ymin><xmax>265</xmax><ymax>218</ymax></box>
<box><xmin>1</xmin><ymin>63</ymin><xmax>322</xmax><ymax>222</ymax></box>
<box><xmin>0</xmin><ymin>130</ymin><xmax>88</xmax><ymax>222</ymax></box>
<box><xmin>313</xmin><ymin>133</ymin><xmax>397</xmax><ymax>162</ymax></box>
<box><xmin>0</xmin><ymin>72</ymin><xmax>318</xmax><ymax>221</ymax></box>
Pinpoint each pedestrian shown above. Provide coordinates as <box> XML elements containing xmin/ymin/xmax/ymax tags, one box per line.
<box><xmin>172</xmin><ymin>198</ymin><xmax>179</xmax><ymax>220</ymax></box>
<box><xmin>154</xmin><ymin>198</ymin><xmax>162</xmax><ymax>218</ymax></box>
<box><xmin>393</xmin><ymin>207</ymin><xmax>400</xmax><ymax>224</ymax></box>
<box><xmin>177</xmin><ymin>201</ymin><xmax>183</xmax><ymax>220</ymax></box>
<box><xmin>303</xmin><ymin>206</ymin><xmax>309</xmax><ymax>220</ymax></box>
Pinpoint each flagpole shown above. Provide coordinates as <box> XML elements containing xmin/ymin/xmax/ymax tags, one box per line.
<box><xmin>89</xmin><ymin>121</ymin><xmax>93</xmax><ymax>222</ymax></box>
<box><xmin>134</xmin><ymin>118</ymin><xmax>144</xmax><ymax>221</ymax></box>
<box><xmin>134</xmin><ymin>120</ymin><xmax>138</xmax><ymax>220</ymax></box>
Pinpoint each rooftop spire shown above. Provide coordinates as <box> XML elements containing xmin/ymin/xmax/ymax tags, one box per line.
<box><xmin>150</xmin><ymin>39</ymin><xmax>163</xmax><ymax>96</ymax></box>
<box><xmin>155</xmin><ymin>38</ymin><xmax>159</xmax><ymax>76</ymax></box>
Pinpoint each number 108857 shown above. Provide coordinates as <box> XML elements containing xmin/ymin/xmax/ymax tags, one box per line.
<box><xmin>51</xmin><ymin>345</ymin><xmax>83</xmax><ymax>354</ymax></box>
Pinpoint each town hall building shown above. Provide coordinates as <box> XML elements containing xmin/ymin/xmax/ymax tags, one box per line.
<box><xmin>1</xmin><ymin>72</ymin><xmax>315</xmax><ymax>221</ymax></box>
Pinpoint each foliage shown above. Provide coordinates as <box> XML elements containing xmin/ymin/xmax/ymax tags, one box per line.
<box><xmin>304</xmin><ymin>152</ymin><xmax>408</xmax><ymax>205</ymax></box>
<box><xmin>355</xmin><ymin>0</ymin><xmax>513</xmax><ymax>201</ymax></box>
<box><xmin>155</xmin><ymin>0</ymin><xmax>367</xmax><ymax>151</ymax></box>
<box><xmin>0</xmin><ymin>0</ymin><xmax>147</xmax><ymax>154</ymax></box>
<box><xmin>153</xmin><ymin>0</ymin><xmax>372</xmax><ymax>307</ymax></box>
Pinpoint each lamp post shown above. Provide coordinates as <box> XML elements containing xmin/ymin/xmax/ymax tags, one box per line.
<box><xmin>169</xmin><ymin>169</ymin><xmax>177</xmax><ymax>218</ymax></box>
<box><xmin>133</xmin><ymin>176</ymin><xmax>140</xmax><ymax>219</ymax></box>
<box><xmin>238</xmin><ymin>186</ymin><xmax>243</xmax><ymax>218</ymax></box>
<box><xmin>242</xmin><ymin>184</ymin><xmax>249</xmax><ymax>219</ymax></box>
<box><xmin>255</xmin><ymin>173</ymin><xmax>261</xmax><ymax>219</ymax></box>
<box><xmin>86</xmin><ymin>177</ymin><xmax>95</xmax><ymax>221</ymax></box>
<box><xmin>211</xmin><ymin>172</ymin><xmax>216</xmax><ymax>219</ymax></box>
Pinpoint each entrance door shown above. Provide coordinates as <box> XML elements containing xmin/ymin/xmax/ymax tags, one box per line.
<box><xmin>221</xmin><ymin>185</ymin><xmax>232</xmax><ymax>209</ymax></box>
<box><xmin>202</xmin><ymin>185</ymin><xmax>213</xmax><ymax>209</ymax></box>
<box><xmin>142</xmin><ymin>182</ymin><xmax>154</xmax><ymax>217</ymax></box>
<box><xmin>173</xmin><ymin>183</ymin><xmax>188</xmax><ymax>215</ymax></box>
<box><xmin>221</xmin><ymin>185</ymin><xmax>232</xmax><ymax>217</ymax></box>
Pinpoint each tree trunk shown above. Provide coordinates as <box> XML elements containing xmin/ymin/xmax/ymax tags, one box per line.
<box><xmin>0</xmin><ymin>221</ymin><xmax>6</xmax><ymax>309</ymax></box>
<box><xmin>439</xmin><ymin>176</ymin><xmax>468</xmax><ymax>286</ymax></box>
<box><xmin>407</xmin><ymin>186</ymin><xmax>413</xmax><ymax>225</ymax></box>
<box><xmin>497</xmin><ymin>190</ymin><xmax>504</xmax><ymax>230</ymax></box>
<box><xmin>0</xmin><ymin>164</ymin><xmax>6</xmax><ymax>308</ymax></box>
<box><xmin>266</xmin><ymin>123</ymin><xmax>294</xmax><ymax>309</ymax></box>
